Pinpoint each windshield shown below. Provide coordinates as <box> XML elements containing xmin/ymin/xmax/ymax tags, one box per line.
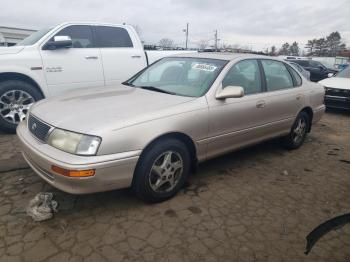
<box><xmin>129</xmin><ymin>57</ymin><xmax>228</xmax><ymax>97</ymax></box>
<box><xmin>336</xmin><ymin>66</ymin><xmax>350</xmax><ymax>78</ymax></box>
<box><xmin>16</xmin><ymin>27</ymin><xmax>52</xmax><ymax>46</ymax></box>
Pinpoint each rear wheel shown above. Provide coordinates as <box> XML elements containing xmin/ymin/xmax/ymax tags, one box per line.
<box><xmin>282</xmin><ymin>111</ymin><xmax>310</xmax><ymax>149</ymax></box>
<box><xmin>0</xmin><ymin>80</ymin><xmax>43</xmax><ymax>133</ymax></box>
<box><xmin>132</xmin><ymin>138</ymin><xmax>191</xmax><ymax>202</ymax></box>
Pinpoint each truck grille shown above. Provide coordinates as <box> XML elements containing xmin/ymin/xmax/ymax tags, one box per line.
<box><xmin>28</xmin><ymin>114</ymin><xmax>51</xmax><ymax>142</ymax></box>
<box><xmin>325</xmin><ymin>87</ymin><xmax>350</xmax><ymax>98</ymax></box>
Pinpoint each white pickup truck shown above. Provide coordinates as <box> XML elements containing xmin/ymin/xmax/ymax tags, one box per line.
<box><xmin>0</xmin><ymin>22</ymin><xmax>193</xmax><ymax>132</ymax></box>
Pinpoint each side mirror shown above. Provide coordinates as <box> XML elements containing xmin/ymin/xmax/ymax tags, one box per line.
<box><xmin>216</xmin><ymin>86</ymin><xmax>244</xmax><ymax>100</ymax></box>
<box><xmin>328</xmin><ymin>72</ymin><xmax>334</xmax><ymax>78</ymax></box>
<box><xmin>43</xmin><ymin>36</ymin><xmax>72</xmax><ymax>50</ymax></box>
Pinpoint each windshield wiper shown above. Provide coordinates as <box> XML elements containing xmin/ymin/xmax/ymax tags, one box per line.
<box><xmin>137</xmin><ymin>86</ymin><xmax>176</xmax><ymax>95</ymax></box>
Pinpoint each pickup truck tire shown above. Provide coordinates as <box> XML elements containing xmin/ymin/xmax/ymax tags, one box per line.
<box><xmin>282</xmin><ymin>111</ymin><xmax>310</xmax><ymax>150</ymax></box>
<box><xmin>0</xmin><ymin>80</ymin><xmax>43</xmax><ymax>133</ymax></box>
<box><xmin>132</xmin><ymin>138</ymin><xmax>191</xmax><ymax>203</ymax></box>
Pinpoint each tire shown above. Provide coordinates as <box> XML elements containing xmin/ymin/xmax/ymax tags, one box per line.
<box><xmin>282</xmin><ymin>111</ymin><xmax>310</xmax><ymax>150</ymax></box>
<box><xmin>0</xmin><ymin>80</ymin><xmax>43</xmax><ymax>133</ymax></box>
<box><xmin>132</xmin><ymin>138</ymin><xmax>191</xmax><ymax>203</ymax></box>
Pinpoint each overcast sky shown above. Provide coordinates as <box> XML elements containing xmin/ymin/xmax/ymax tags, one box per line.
<box><xmin>1</xmin><ymin>0</ymin><xmax>349</xmax><ymax>51</ymax></box>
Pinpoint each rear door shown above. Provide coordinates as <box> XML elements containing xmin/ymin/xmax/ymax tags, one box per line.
<box><xmin>40</xmin><ymin>25</ymin><xmax>104</xmax><ymax>96</ymax></box>
<box><xmin>93</xmin><ymin>26</ymin><xmax>147</xmax><ymax>86</ymax></box>
<box><xmin>259</xmin><ymin>59</ymin><xmax>304</xmax><ymax>132</ymax></box>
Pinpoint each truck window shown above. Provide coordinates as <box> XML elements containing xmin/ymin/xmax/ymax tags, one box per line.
<box><xmin>94</xmin><ymin>26</ymin><xmax>133</xmax><ymax>48</ymax></box>
<box><xmin>53</xmin><ymin>25</ymin><xmax>94</xmax><ymax>48</ymax></box>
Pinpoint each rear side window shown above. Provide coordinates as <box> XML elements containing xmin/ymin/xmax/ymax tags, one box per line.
<box><xmin>261</xmin><ymin>60</ymin><xmax>294</xmax><ymax>91</ymax></box>
<box><xmin>287</xmin><ymin>65</ymin><xmax>302</xmax><ymax>86</ymax></box>
<box><xmin>222</xmin><ymin>59</ymin><xmax>262</xmax><ymax>95</ymax></box>
<box><xmin>94</xmin><ymin>26</ymin><xmax>133</xmax><ymax>48</ymax></box>
<box><xmin>53</xmin><ymin>25</ymin><xmax>94</xmax><ymax>48</ymax></box>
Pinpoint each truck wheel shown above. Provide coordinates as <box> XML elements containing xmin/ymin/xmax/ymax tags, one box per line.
<box><xmin>282</xmin><ymin>111</ymin><xmax>310</xmax><ymax>150</ymax></box>
<box><xmin>132</xmin><ymin>138</ymin><xmax>191</xmax><ymax>203</ymax></box>
<box><xmin>0</xmin><ymin>80</ymin><xmax>43</xmax><ymax>133</ymax></box>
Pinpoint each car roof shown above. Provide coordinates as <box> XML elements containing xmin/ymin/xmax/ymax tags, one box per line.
<box><xmin>170</xmin><ymin>52</ymin><xmax>276</xmax><ymax>61</ymax></box>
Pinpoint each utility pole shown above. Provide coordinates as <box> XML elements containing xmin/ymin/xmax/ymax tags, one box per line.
<box><xmin>214</xmin><ymin>30</ymin><xmax>218</xmax><ymax>51</ymax></box>
<box><xmin>183</xmin><ymin>23</ymin><xmax>189</xmax><ymax>49</ymax></box>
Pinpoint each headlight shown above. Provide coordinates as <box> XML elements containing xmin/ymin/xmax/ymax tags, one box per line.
<box><xmin>47</xmin><ymin>129</ymin><xmax>101</xmax><ymax>156</ymax></box>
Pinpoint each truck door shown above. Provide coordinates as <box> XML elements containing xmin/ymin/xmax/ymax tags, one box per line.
<box><xmin>40</xmin><ymin>25</ymin><xmax>104</xmax><ymax>96</ymax></box>
<box><xmin>93</xmin><ymin>26</ymin><xmax>147</xmax><ymax>86</ymax></box>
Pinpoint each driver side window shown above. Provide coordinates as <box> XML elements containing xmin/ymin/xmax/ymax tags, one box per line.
<box><xmin>222</xmin><ymin>59</ymin><xmax>262</xmax><ymax>95</ymax></box>
<box><xmin>52</xmin><ymin>25</ymin><xmax>94</xmax><ymax>48</ymax></box>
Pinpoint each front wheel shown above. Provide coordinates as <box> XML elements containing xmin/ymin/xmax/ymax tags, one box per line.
<box><xmin>132</xmin><ymin>138</ymin><xmax>191</xmax><ymax>203</ymax></box>
<box><xmin>282</xmin><ymin>111</ymin><xmax>310</xmax><ymax>150</ymax></box>
<box><xmin>0</xmin><ymin>80</ymin><xmax>43</xmax><ymax>133</ymax></box>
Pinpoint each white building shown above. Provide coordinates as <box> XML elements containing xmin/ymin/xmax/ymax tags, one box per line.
<box><xmin>0</xmin><ymin>26</ymin><xmax>36</xmax><ymax>46</ymax></box>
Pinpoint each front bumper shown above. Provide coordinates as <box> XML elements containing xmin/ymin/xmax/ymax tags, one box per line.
<box><xmin>17</xmin><ymin>121</ymin><xmax>140</xmax><ymax>194</ymax></box>
<box><xmin>325</xmin><ymin>95</ymin><xmax>350</xmax><ymax>110</ymax></box>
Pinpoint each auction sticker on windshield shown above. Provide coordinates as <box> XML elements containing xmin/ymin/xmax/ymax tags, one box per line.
<box><xmin>192</xmin><ymin>63</ymin><xmax>217</xmax><ymax>72</ymax></box>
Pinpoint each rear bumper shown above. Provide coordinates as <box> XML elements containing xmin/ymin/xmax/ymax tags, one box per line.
<box><xmin>325</xmin><ymin>95</ymin><xmax>350</xmax><ymax>110</ymax></box>
<box><xmin>17</xmin><ymin>121</ymin><xmax>140</xmax><ymax>194</ymax></box>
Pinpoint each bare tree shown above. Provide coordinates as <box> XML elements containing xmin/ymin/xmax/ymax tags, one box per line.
<box><xmin>158</xmin><ymin>38</ymin><xmax>174</xmax><ymax>49</ymax></box>
<box><xmin>305</xmin><ymin>32</ymin><xmax>346</xmax><ymax>57</ymax></box>
<box><xmin>269</xmin><ymin>46</ymin><xmax>277</xmax><ymax>56</ymax></box>
<box><xmin>278</xmin><ymin>42</ymin><xmax>290</xmax><ymax>55</ymax></box>
<box><xmin>197</xmin><ymin>39</ymin><xmax>209</xmax><ymax>50</ymax></box>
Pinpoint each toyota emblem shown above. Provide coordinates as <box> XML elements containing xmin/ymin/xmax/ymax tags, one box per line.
<box><xmin>32</xmin><ymin>123</ymin><xmax>37</xmax><ymax>131</ymax></box>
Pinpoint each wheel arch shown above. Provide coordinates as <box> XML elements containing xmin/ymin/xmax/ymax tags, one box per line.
<box><xmin>139</xmin><ymin>132</ymin><xmax>198</xmax><ymax>173</ymax></box>
<box><xmin>0</xmin><ymin>72</ymin><xmax>45</xmax><ymax>98</ymax></box>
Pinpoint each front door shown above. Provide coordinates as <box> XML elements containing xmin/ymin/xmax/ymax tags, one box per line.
<box><xmin>206</xmin><ymin>59</ymin><xmax>267</xmax><ymax>159</ymax></box>
<box><xmin>40</xmin><ymin>25</ymin><xmax>104</xmax><ymax>96</ymax></box>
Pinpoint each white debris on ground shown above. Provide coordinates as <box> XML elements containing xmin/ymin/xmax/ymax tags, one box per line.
<box><xmin>26</xmin><ymin>192</ymin><xmax>58</xmax><ymax>222</ymax></box>
<box><xmin>281</xmin><ymin>170</ymin><xmax>289</xmax><ymax>176</ymax></box>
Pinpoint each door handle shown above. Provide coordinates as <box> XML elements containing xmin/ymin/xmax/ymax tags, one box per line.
<box><xmin>256</xmin><ymin>100</ymin><xmax>266</xmax><ymax>108</ymax></box>
<box><xmin>131</xmin><ymin>55</ymin><xmax>141</xmax><ymax>58</ymax></box>
<box><xmin>85</xmin><ymin>56</ymin><xmax>98</xmax><ymax>59</ymax></box>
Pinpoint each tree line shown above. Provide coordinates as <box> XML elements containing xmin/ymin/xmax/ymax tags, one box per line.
<box><xmin>269</xmin><ymin>31</ymin><xmax>347</xmax><ymax>57</ymax></box>
<box><xmin>154</xmin><ymin>31</ymin><xmax>347</xmax><ymax>57</ymax></box>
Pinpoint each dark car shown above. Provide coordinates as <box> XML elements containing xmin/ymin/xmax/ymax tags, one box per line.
<box><xmin>289</xmin><ymin>62</ymin><xmax>311</xmax><ymax>80</ymax></box>
<box><xmin>292</xmin><ymin>60</ymin><xmax>338</xmax><ymax>82</ymax></box>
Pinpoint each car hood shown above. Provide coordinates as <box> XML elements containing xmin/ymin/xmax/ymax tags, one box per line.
<box><xmin>319</xmin><ymin>77</ymin><xmax>350</xmax><ymax>90</ymax></box>
<box><xmin>0</xmin><ymin>46</ymin><xmax>24</xmax><ymax>55</ymax></box>
<box><xmin>30</xmin><ymin>85</ymin><xmax>196</xmax><ymax>134</ymax></box>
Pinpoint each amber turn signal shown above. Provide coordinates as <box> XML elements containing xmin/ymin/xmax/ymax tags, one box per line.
<box><xmin>51</xmin><ymin>165</ymin><xmax>95</xmax><ymax>177</ymax></box>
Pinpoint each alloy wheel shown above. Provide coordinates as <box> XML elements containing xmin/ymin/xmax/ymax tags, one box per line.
<box><xmin>292</xmin><ymin>117</ymin><xmax>307</xmax><ymax>144</ymax></box>
<box><xmin>149</xmin><ymin>151</ymin><xmax>184</xmax><ymax>193</ymax></box>
<box><xmin>0</xmin><ymin>90</ymin><xmax>34</xmax><ymax>124</ymax></box>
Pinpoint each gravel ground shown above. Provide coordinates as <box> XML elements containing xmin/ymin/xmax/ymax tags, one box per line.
<box><xmin>0</xmin><ymin>110</ymin><xmax>349</xmax><ymax>262</ymax></box>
